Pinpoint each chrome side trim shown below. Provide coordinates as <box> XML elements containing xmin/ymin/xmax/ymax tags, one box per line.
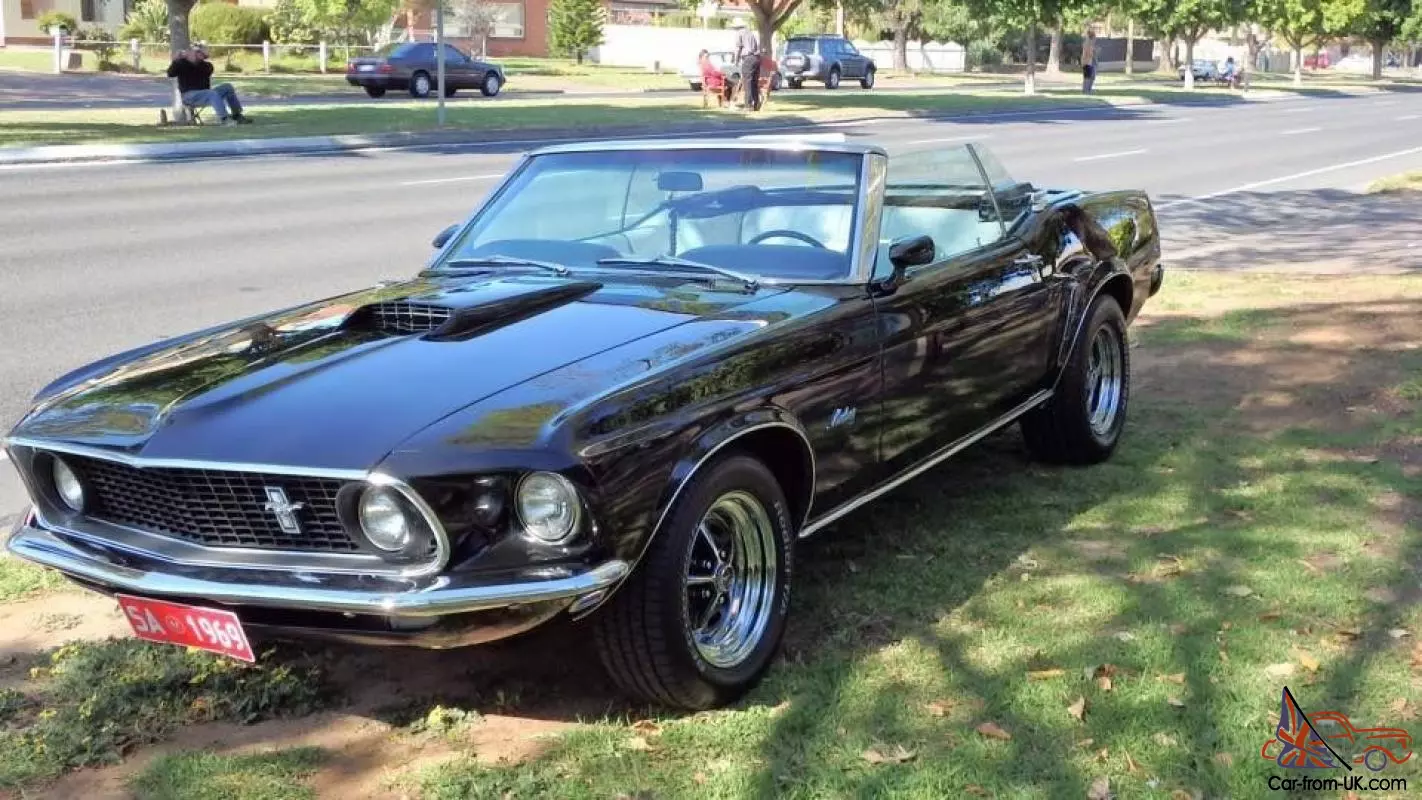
<box><xmin>3</xmin><ymin>437</ymin><xmax>451</xmax><ymax>579</ymax></box>
<box><xmin>1049</xmin><ymin>273</ymin><xmax>1131</xmax><ymax>394</ymax></box>
<box><xmin>799</xmin><ymin>390</ymin><xmax>1053</xmax><ymax>538</ymax></box>
<box><xmin>571</xmin><ymin>419</ymin><xmax>816</xmax><ymax>619</ymax></box>
<box><xmin>6</xmin><ymin>522</ymin><xmax>628</xmax><ymax>618</ymax></box>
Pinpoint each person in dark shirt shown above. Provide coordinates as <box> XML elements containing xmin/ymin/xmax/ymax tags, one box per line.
<box><xmin>731</xmin><ymin>18</ymin><xmax>761</xmax><ymax>111</ymax></box>
<box><xmin>166</xmin><ymin>45</ymin><xmax>250</xmax><ymax>125</ymax></box>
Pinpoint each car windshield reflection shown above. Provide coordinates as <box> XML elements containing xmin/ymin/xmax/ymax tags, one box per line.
<box><xmin>432</xmin><ymin>148</ymin><xmax>865</xmax><ymax>283</ymax></box>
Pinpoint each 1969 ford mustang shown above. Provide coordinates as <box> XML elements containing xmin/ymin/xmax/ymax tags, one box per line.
<box><xmin>5</xmin><ymin>138</ymin><xmax>1162</xmax><ymax>709</ymax></box>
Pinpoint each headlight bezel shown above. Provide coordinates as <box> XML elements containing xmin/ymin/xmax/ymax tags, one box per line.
<box><xmin>357</xmin><ymin>485</ymin><xmax>414</xmax><ymax>552</ymax></box>
<box><xmin>515</xmin><ymin>471</ymin><xmax>583</xmax><ymax>544</ymax></box>
<box><xmin>50</xmin><ymin>456</ymin><xmax>86</xmax><ymax>513</ymax></box>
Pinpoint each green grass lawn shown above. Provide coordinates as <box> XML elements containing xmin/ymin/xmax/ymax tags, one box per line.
<box><xmin>0</xmin><ymin>554</ymin><xmax>69</xmax><ymax>602</ymax></box>
<box><xmin>131</xmin><ymin>748</ymin><xmax>328</xmax><ymax>800</ymax></box>
<box><xmin>0</xmin><ymin>83</ymin><xmax>1366</xmax><ymax>149</ymax></box>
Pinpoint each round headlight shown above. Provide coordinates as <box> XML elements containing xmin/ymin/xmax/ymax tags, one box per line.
<box><xmin>51</xmin><ymin>458</ymin><xmax>85</xmax><ymax>512</ymax></box>
<box><xmin>358</xmin><ymin>487</ymin><xmax>412</xmax><ymax>552</ymax></box>
<box><xmin>516</xmin><ymin>472</ymin><xmax>580</xmax><ymax>543</ymax></box>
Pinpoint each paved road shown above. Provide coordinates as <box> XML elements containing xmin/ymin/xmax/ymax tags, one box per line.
<box><xmin>3</xmin><ymin>90</ymin><xmax>1421</xmax><ymax>516</ymax></box>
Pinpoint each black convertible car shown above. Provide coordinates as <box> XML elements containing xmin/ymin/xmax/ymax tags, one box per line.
<box><xmin>5</xmin><ymin>139</ymin><xmax>1163</xmax><ymax>709</ymax></box>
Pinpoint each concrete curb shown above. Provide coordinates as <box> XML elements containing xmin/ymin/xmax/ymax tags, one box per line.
<box><xmin>0</xmin><ymin>90</ymin><xmax>1358</xmax><ymax>166</ymax></box>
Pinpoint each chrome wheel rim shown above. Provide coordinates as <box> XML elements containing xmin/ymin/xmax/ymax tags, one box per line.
<box><xmin>485</xmin><ymin>75</ymin><xmax>498</xmax><ymax>93</ymax></box>
<box><xmin>684</xmin><ymin>490</ymin><xmax>778</xmax><ymax>670</ymax></box>
<box><xmin>414</xmin><ymin>75</ymin><xmax>430</xmax><ymax>95</ymax></box>
<box><xmin>1086</xmin><ymin>325</ymin><xmax>1124</xmax><ymax>436</ymax></box>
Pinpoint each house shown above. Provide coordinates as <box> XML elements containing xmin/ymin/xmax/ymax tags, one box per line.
<box><xmin>394</xmin><ymin>0</ymin><xmax>684</xmax><ymax>59</ymax></box>
<box><xmin>1</xmin><ymin>0</ymin><xmax>125</xmax><ymax>45</ymax></box>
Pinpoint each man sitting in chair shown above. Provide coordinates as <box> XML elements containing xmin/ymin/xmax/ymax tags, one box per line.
<box><xmin>167</xmin><ymin>45</ymin><xmax>251</xmax><ymax>126</ymax></box>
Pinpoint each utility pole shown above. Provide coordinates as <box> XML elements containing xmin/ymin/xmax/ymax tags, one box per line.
<box><xmin>435</xmin><ymin>2</ymin><xmax>446</xmax><ymax>125</ymax></box>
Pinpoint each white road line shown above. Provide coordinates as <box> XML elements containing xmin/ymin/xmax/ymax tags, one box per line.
<box><xmin>1400</xmin><ymin>114</ymin><xmax>1420</xmax><ymax>121</ymax></box>
<box><xmin>1280</xmin><ymin>126</ymin><xmax>1322</xmax><ymax>135</ymax></box>
<box><xmin>0</xmin><ymin>451</ymin><xmax>8</xmax><ymax>464</ymax></box>
<box><xmin>1155</xmin><ymin>144</ymin><xmax>1422</xmax><ymax>210</ymax></box>
<box><xmin>1145</xmin><ymin>117</ymin><xmax>1192</xmax><ymax>125</ymax></box>
<box><xmin>1073</xmin><ymin>148</ymin><xmax>1148</xmax><ymax>162</ymax></box>
<box><xmin>399</xmin><ymin>172</ymin><xmax>503</xmax><ymax>187</ymax></box>
<box><xmin>903</xmin><ymin>134</ymin><xmax>984</xmax><ymax>145</ymax></box>
<box><xmin>1281</xmin><ymin>106</ymin><xmax>1315</xmax><ymax>114</ymax></box>
<box><xmin>1373</xmin><ymin>100</ymin><xmax>1399</xmax><ymax>107</ymax></box>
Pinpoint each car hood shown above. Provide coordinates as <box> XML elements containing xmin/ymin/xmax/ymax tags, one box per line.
<box><xmin>9</xmin><ymin>272</ymin><xmax>782</xmax><ymax>470</ymax></box>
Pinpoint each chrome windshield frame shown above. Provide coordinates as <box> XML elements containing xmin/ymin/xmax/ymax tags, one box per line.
<box><xmin>422</xmin><ymin>139</ymin><xmax>891</xmax><ymax>287</ymax></box>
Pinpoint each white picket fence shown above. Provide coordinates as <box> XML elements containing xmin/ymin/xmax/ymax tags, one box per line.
<box><xmin>853</xmin><ymin>40</ymin><xmax>967</xmax><ymax>73</ymax></box>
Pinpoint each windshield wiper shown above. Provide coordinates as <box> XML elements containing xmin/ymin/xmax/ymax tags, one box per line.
<box><xmin>596</xmin><ymin>256</ymin><xmax>759</xmax><ymax>290</ymax></box>
<box><xmin>441</xmin><ymin>256</ymin><xmax>570</xmax><ymax>276</ymax></box>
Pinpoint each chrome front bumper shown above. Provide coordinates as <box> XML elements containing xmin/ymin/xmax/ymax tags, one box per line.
<box><xmin>7</xmin><ymin>514</ymin><xmax>628</xmax><ymax>619</ymax></box>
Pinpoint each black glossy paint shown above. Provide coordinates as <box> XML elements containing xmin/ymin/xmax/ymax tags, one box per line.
<box><xmin>8</xmin><ymin>154</ymin><xmax>1163</xmax><ymax>642</ymax></box>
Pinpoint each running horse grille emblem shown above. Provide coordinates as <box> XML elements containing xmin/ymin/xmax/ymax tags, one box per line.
<box><xmin>829</xmin><ymin>406</ymin><xmax>857</xmax><ymax>429</ymax></box>
<box><xmin>262</xmin><ymin>487</ymin><xmax>306</xmax><ymax>535</ymax></box>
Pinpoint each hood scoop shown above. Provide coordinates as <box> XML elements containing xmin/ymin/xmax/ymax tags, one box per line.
<box><xmin>350</xmin><ymin>281</ymin><xmax>604</xmax><ymax>341</ymax></box>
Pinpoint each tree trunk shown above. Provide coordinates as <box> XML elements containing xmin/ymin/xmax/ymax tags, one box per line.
<box><xmin>1370</xmin><ymin>39</ymin><xmax>1383</xmax><ymax>79</ymax></box>
<box><xmin>1292</xmin><ymin>44</ymin><xmax>1302</xmax><ymax>86</ymax></box>
<box><xmin>1046</xmin><ymin>20</ymin><xmax>1063</xmax><ymax>73</ymax></box>
<box><xmin>893</xmin><ymin>24</ymin><xmax>909</xmax><ymax>71</ymax></box>
<box><xmin>167</xmin><ymin>0</ymin><xmax>192</xmax><ymax>54</ymax></box>
<box><xmin>1183</xmin><ymin>36</ymin><xmax>1195</xmax><ymax>89</ymax></box>
<box><xmin>1157</xmin><ymin>37</ymin><xmax>1171</xmax><ymax>72</ymax></box>
<box><xmin>1024</xmin><ymin>21</ymin><xmax>1037</xmax><ymax>94</ymax></box>
<box><xmin>755</xmin><ymin>10</ymin><xmax>774</xmax><ymax>65</ymax></box>
<box><xmin>1246</xmin><ymin>31</ymin><xmax>1261</xmax><ymax>90</ymax></box>
<box><xmin>1125</xmin><ymin>18</ymin><xmax>1134</xmax><ymax>76</ymax></box>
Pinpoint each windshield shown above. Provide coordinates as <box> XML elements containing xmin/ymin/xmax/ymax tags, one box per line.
<box><xmin>434</xmin><ymin>147</ymin><xmax>865</xmax><ymax>282</ymax></box>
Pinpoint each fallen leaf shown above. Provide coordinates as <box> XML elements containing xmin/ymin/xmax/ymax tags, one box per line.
<box><xmin>1219</xmin><ymin>649</ymin><xmax>1229</xmax><ymax>663</ymax></box>
<box><xmin>1220</xmin><ymin>621</ymin><xmax>1233</xmax><ymax>631</ymax></box>
<box><xmin>1167</xmin><ymin>697</ymin><xmax>1186</xmax><ymax>709</ymax></box>
<box><xmin>1028</xmin><ymin>669</ymin><xmax>1066</xmax><ymax>680</ymax></box>
<box><xmin>1077</xmin><ymin>738</ymin><xmax>1096</xmax><ymax>749</ymax></box>
<box><xmin>631</xmin><ymin>720</ymin><xmax>662</xmax><ymax>736</ymax></box>
<box><xmin>1096</xmin><ymin>675</ymin><xmax>1114</xmax><ymax>692</ymax></box>
<box><xmin>1154</xmin><ymin>732</ymin><xmax>1178</xmax><ymax>747</ymax></box>
<box><xmin>1226</xmin><ymin>509</ymin><xmax>1252</xmax><ymax>520</ymax></box>
<box><xmin>1223</xmin><ymin>585</ymin><xmax>1254</xmax><ymax>598</ymax></box>
<box><xmin>1096</xmin><ymin>747</ymin><xmax>1110</xmax><ymax>762</ymax></box>
<box><xmin>1297</xmin><ymin>559</ymin><xmax>1323</xmax><ymax>574</ymax></box>
<box><xmin>693</xmin><ymin>772</ymin><xmax>708</xmax><ymax>785</ymax></box>
<box><xmin>1068</xmin><ymin>696</ymin><xmax>1088</xmax><ymax>722</ymax></box>
<box><xmin>1266</xmin><ymin>662</ymin><xmax>1296</xmax><ymax>679</ymax></box>
<box><xmin>1390</xmin><ymin>697</ymin><xmax>1416</xmax><ymax>721</ymax></box>
<box><xmin>925</xmin><ymin>700</ymin><xmax>954</xmax><ymax>717</ymax></box>
<box><xmin>1336</xmin><ymin>627</ymin><xmax>1363</xmax><ymax>640</ymax></box>
<box><xmin>1295</xmin><ymin>649</ymin><xmax>1320</xmax><ymax>672</ymax></box>
<box><xmin>1168</xmin><ymin>623</ymin><xmax>1188</xmax><ymax>635</ymax></box>
<box><xmin>626</xmin><ymin>736</ymin><xmax>653</xmax><ymax>752</ymax></box>
<box><xmin>976</xmin><ymin>722</ymin><xmax>1012</xmax><ymax>741</ymax></box>
<box><xmin>1170</xmin><ymin>791</ymin><xmax>1200</xmax><ymax>800</ymax></box>
<box><xmin>1388</xmin><ymin>628</ymin><xmax>1410</xmax><ymax>639</ymax></box>
<box><xmin>1125</xmin><ymin>750</ymin><xmax>1143</xmax><ymax>773</ymax></box>
<box><xmin>1214</xmin><ymin>752</ymin><xmax>1234</xmax><ymax>767</ymax></box>
<box><xmin>1093</xmin><ymin>664</ymin><xmax>1119</xmax><ymax>678</ymax></box>
<box><xmin>1159</xmin><ymin>673</ymin><xmax>1186</xmax><ymax>685</ymax></box>
<box><xmin>1087</xmin><ymin>776</ymin><xmax>1112</xmax><ymax>800</ymax></box>
<box><xmin>1259</xmin><ymin>611</ymin><xmax>1282</xmax><ymax>622</ymax></box>
<box><xmin>862</xmin><ymin>745</ymin><xmax>916</xmax><ymax>765</ymax></box>
<box><xmin>1114</xmin><ymin>631</ymin><xmax>1135</xmax><ymax>642</ymax></box>
<box><xmin>965</xmin><ymin>786</ymin><xmax>990</xmax><ymax>798</ymax></box>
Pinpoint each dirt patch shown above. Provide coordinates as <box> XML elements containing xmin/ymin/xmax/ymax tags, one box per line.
<box><xmin>0</xmin><ymin>590</ymin><xmax>128</xmax><ymax>667</ymax></box>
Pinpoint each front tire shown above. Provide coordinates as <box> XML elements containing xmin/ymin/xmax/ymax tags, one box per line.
<box><xmin>481</xmin><ymin>73</ymin><xmax>502</xmax><ymax>97</ymax></box>
<box><xmin>593</xmin><ymin>454</ymin><xmax>794</xmax><ymax>710</ymax></box>
<box><xmin>860</xmin><ymin>66</ymin><xmax>875</xmax><ymax>89</ymax></box>
<box><xmin>690</xmin><ymin>81</ymin><xmax>702</xmax><ymax>91</ymax></box>
<box><xmin>1021</xmin><ymin>294</ymin><xmax>1130</xmax><ymax>464</ymax></box>
<box><xmin>410</xmin><ymin>71</ymin><xmax>432</xmax><ymax>98</ymax></box>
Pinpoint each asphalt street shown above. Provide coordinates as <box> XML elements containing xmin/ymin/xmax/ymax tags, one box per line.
<box><xmin>3</xmin><ymin>90</ymin><xmax>1421</xmax><ymax>518</ymax></box>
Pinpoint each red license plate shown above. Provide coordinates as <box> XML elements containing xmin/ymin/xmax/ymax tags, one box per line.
<box><xmin>116</xmin><ymin>594</ymin><xmax>255</xmax><ymax>662</ymax></box>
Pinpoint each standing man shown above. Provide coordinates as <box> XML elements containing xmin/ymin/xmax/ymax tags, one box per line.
<box><xmin>732</xmin><ymin>18</ymin><xmax>762</xmax><ymax>111</ymax></box>
<box><xmin>1081</xmin><ymin>29</ymin><xmax>1098</xmax><ymax>94</ymax></box>
<box><xmin>167</xmin><ymin>45</ymin><xmax>251</xmax><ymax>126</ymax></box>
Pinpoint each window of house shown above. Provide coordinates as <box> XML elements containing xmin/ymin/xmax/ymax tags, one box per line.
<box><xmin>81</xmin><ymin>0</ymin><xmax>97</xmax><ymax>22</ymax></box>
<box><xmin>488</xmin><ymin>2</ymin><xmax>524</xmax><ymax>38</ymax></box>
<box><xmin>20</xmin><ymin>0</ymin><xmax>38</xmax><ymax>20</ymax></box>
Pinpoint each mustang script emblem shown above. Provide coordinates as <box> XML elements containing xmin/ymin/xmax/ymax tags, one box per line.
<box><xmin>262</xmin><ymin>487</ymin><xmax>305</xmax><ymax>534</ymax></box>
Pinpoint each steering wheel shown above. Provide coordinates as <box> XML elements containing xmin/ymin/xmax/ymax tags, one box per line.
<box><xmin>747</xmin><ymin>229</ymin><xmax>829</xmax><ymax>249</ymax></box>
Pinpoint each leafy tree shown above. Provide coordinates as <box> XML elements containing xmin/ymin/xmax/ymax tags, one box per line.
<box><xmin>191</xmin><ymin>3</ymin><xmax>271</xmax><ymax>44</ymax></box>
<box><xmin>968</xmin><ymin>0</ymin><xmax>1084</xmax><ymax>92</ymax></box>
<box><xmin>36</xmin><ymin>9</ymin><xmax>79</xmax><ymax>32</ymax></box>
<box><xmin>1353</xmin><ymin>0</ymin><xmax>1411</xmax><ymax>77</ymax></box>
<box><xmin>1251</xmin><ymin>0</ymin><xmax>1359</xmax><ymax>84</ymax></box>
<box><xmin>548</xmin><ymin>0</ymin><xmax>606</xmax><ymax>63</ymax></box>
<box><xmin>450</xmin><ymin>0</ymin><xmax>497</xmax><ymax>56</ymax></box>
<box><xmin>268</xmin><ymin>0</ymin><xmax>322</xmax><ymax>44</ymax></box>
<box><xmin>293</xmin><ymin>0</ymin><xmax>399</xmax><ymax>45</ymax></box>
<box><xmin>1138</xmin><ymin>0</ymin><xmax>1247</xmax><ymax>87</ymax></box>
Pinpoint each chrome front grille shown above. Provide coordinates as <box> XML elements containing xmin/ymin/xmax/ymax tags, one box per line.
<box><xmin>367</xmin><ymin>302</ymin><xmax>453</xmax><ymax>335</ymax></box>
<box><xmin>68</xmin><ymin>455</ymin><xmax>360</xmax><ymax>552</ymax></box>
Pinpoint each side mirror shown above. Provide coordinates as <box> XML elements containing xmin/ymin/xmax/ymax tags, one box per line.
<box><xmin>432</xmin><ymin>224</ymin><xmax>458</xmax><ymax>249</ymax></box>
<box><xmin>888</xmin><ymin>234</ymin><xmax>935</xmax><ymax>270</ymax></box>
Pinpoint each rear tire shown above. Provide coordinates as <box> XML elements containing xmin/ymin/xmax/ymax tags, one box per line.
<box><xmin>410</xmin><ymin>71</ymin><xmax>432</xmax><ymax>98</ymax></box>
<box><xmin>825</xmin><ymin>66</ymin><xmax>841</xmax><ymax>89</ymax></box>
<box><xmin>1021</xmin><ymin>294</ymin><xmax>1130</xmax><ymax>464</ymax></box>
<box><xmin>788</xmin><ymin>78</ymin><xmax>803</xmax><ymax>89</ymax></box>
<box><xmin>363</xmin><ymin>86</ymin><xmax>386</xmax><ymax>98</ymax></box>
<box><xmin>690</xmin><ymin>81</ymin><xmax>702</xmax><ymax>91</ymax></box>
<box><xmin>593</xmin><ymin>454</ymin><xmax>794</xmax><ymax>710</ymax></box>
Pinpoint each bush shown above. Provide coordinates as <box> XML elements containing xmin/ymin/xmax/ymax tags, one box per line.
<box><xmin>967</xmin><ymin>39</ymin><xmax>1003</xmax><ymax>69</ymax></box>
<box><xmin>75</xmin><ymin>26</ymin><xmax>118</xmax><ymax>69</ymax></box>
<box><xmin>118</xmin><ymin>0</ymin><xmax>169</xmax><ymax>43</ymax></box>
<box><xmin>191</xmin><ymin>3</ymin><xmax>270</xmax><ymax>45</ymax></box>
<box><xmin>267</xmin><ymin>0</ymin><xmax>320</xmax><ymax>45</ymax></box>
<box><xmin>35</xmin><ymin>10</ymin><xmax>78</xmax><ymax>33</ymax></box>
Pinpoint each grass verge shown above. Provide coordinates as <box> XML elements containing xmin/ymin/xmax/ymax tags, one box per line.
<box><xmin>1369</xmin><ymin>171</ymin><xmax>1422</xmax><ymax>193</ymax></box>
<box><xmin>0</xmin><ymin>639</ymin><xmax>332</xmax><ymax>792</ymax></box>
<box><xmin>130</xmin><ymin>747</ymin><xmax>328</xmax><ymax>800</ymax></box>
<box><xmin>0</xmin><ymin>555</ymin><xmax>69</xmax><ymax>603</ymax></box>
<box><xmin>411</xmin><ymin>271</ymin><xmax>1422</xmax><ymax>798</ymax></box>
<box><xmin>0</xmin><ymin>83</ymin><xmax>1372</xmax><ymax>149</ymax></box>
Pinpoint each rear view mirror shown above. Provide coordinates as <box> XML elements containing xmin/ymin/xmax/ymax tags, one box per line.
<box><xmin>657</xmin><ymin>171</ymin><xmax>704</xmax><ymax>192</ymax></box>
<box><xmin>432</xmin><ymin>224</ymin><xmax>458</xmax><ymax>249</ymax></box>
<box><xmin>889</xmin><ymin>234</ymin><xmax>935</xmax><ymax>269</ymax></box>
